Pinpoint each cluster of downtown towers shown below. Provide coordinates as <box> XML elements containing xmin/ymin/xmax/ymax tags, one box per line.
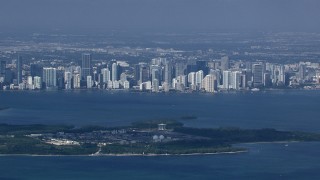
<box><xmin>0</xmin><ymin>53</ymin><xmax>316</xmax><ymax>92</ymax></box>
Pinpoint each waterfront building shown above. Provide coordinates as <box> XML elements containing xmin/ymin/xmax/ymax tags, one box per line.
<box><xmin>34</xmin><ymin>76</ymin><xmax>41</xmax><ymax>89</ymax></box>
<box><xmin>101</xmin><ymin>68</ymin><xmax>110</xmax><ymax>84</ymax></box>
<box><xmin>139</xmin><ymin>64</ymin><xmax>149</xmax><ymax>83</ymax></box>
<box><xmin>16</xmin><ymin>55</ymin><xmax>22</xmax><ymax>85</ymax></box>
<box><xmin>73</xmin><ymin>74</ymin><xmax>80</xmax><ymax>89</ymax></box>
<box><xmin>43</xmin><ymin>67</ymin><xmax>57</xmax><ymax>88</ymax></box>
<box><xmin>188</xmin><ymin>72</ymin><xmax>196</xmax><ymax>89</ymax></box>
<box><xmin>252</xmin><ymin>63</ymin><xmax>264</xmax><ymax>87</ymax></box>
<box><xmin>222</xmin><ymin>70</ymin><xmax>231</xmax><ymax>89</ymax></box>
<box><xmin>230</xmin><ymin>71</ymin><xmax>241</xmax><ymax>90</ymax></box>
<box><xmin>86</xmin><ymin>75</ymin><xmax>93</xmax><ymax>88</ymax></box>
<box><xmin>81</xmin><ymin>53</ymin><xmax>91</xmax><ymax>80</ymax></box>
<box><xmin>220</xmin><ymin>56</ymin><xmax>229</xmax><ymax>71</ymax></box>
<box><xmin>202</xmin><ymin>74</ymin><xmax>216</xmax><ymax>93</ymax></box>
<box><xmin>0</xmin><ymin>60</ymin><xmax>6</xmax><ymax>81</ymax></box>
<box><xmin>164</xmin><ymin>61</ymin><xmax>172</xmax><ymax>88</ymax></box>
<box><xmin>64</xmin><ymin>72</ymin><xmax>72</xmax><ymax>89</ymax></box>
<box><xmin>123</xmin><ymin>80</ymin><xmax>130</xmax><ymax>89</ymax></box>
<box><xmin>27</xmin><ymin>76</ymin><xmax>33</xmax><ymax>90</ymax></box>
<box><xmin>152</xmin><ymin>79</ymin><xmax>159</xmax><ymax>92</ymax></box>
<box><xmin>112</xmin><ymin>62</ymin><xmax>118</xmax><ymax>82</ymax></box>
<box><xmin>195</xmin><ymin>70</ymin><xmax>204</xmax><ymax>89</ymax></box>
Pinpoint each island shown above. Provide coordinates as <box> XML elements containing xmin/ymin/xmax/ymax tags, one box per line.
<box><xmin>0</xmin><ymin>120</ymin><xmax>320</xmax><ymax>156</ymax></box>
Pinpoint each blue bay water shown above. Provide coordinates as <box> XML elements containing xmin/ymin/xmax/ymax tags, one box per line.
<box><xmin>0</xmin><ymin>90</ymin><xmax>320</xmax><ymax>179</ymax></box>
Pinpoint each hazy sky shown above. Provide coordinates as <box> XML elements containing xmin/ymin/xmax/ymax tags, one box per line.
<box><xmin>0</xmin><ymin>0</ymin><xmax>319</xmax><ymax>33</ymax></box>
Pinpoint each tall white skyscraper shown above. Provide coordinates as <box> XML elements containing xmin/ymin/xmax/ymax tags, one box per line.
<box><xmin>231</xmin><ymin>71</ymin><xmax>241</xmax><ymax>90</ymax></box>
<box><xmin>222</xmin><ymin>70</ymin><xmax>231</xmax><ymax>89</ymax></box>
<box><xmin>87</xmin><ymin>75</ymin><xmax>93</xmax><ymax>88</ymax></box>
<box><xmin>27</xmin><ymin>76</ymin><xmax>33</xmax><ymax>90</ymax></box>
<box><xmin>195</xmin><ymin>70</ymin><xmax>204</xmax><ymax>88</ymax></box>
<box><xmin>43</xmin><ymin>67</ymin><xmax>57</xmax><ymax>88</ymax></box>
<box><xmin>202</xmin><ymin>74</ymin><xmax>216</xmax><ymax>93</ymax></box>
<box><xmin>64</xmin><ymin>72</ymin><xmax>72</xmax><ymax>89</ymax></box>
<box><xmin>73</xmin><ymin>74</ymin><xmax>80</xmax><ymax>89</ymax></box>
<box><xmin>101</xmin><ymin>68</ymin><xmax>110</xmax><ymax>83</ymax></box>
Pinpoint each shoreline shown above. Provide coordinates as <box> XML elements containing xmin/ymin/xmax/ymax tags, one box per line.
<box><xmin>0</xmin><ymin>150</ymin><xmax>248</xmax><ymax>157</ymax></box>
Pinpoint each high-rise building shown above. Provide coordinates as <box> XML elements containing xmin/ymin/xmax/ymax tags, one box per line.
<box><xmin>152</xmin><ymin>79</ymin><xmax>159</xmax><ymax>92</ymax></box>
<box><xmin>112</xmin><ymin>62</ymin><xmax>118</xmax><ymax>82</ymax></box>
<box><xmin>87</xmin><ymin>75</ymin><xmax>93</xmax><ymax>88</ymax></box>
<box><xmin>175</xmin><ymin>62</ymin><xmax>185</xmax><ymax>78</ymax></box>
<box><xmin>188</xmin><ymin>72</ymin><xmax>196</xmax><ymax>87</ymax></box>
<box><xmin>299</xmin><ymin>63</ymin><xmax>306</xmax><ymax>82</ymax></box>
<box><xmin>195</xmin><ymin>70</ymin><xmax>204</xmax><ymax>88</ymax></box>
<box><xmin>30</xmin><ymin>64</ymin><xmax>43</xmax><ymax>77</ymax></box>
<box><xmin>202</xmin><ymin>74</ymin><xmax>216</xmax><ymax>93</ymax></box>
<box><xmin>43</xmin><ymin>67</ymin><xmax>57</xmax><ymax>88</ymax></box>
<box><xmin>151</xmin><ymin>66</ymin><xmax>160</xmax><ymax>84</ymax></box>
<box><xmin>16</xmin><ymin>55</ymin><xmax>22</xmax><ymax>85</ymax></box>
<box><xmin>164</xmin><ymin>61</ymin><xmax>172</xmax><ymax>87</ymax></box>
<box><xmin>0</xmin><ymin>60</ymin><xmax>6</xmax><ymax>82</ymax></box>
<box><xmin>73</xmin><ymin>74</ymin><xmax>81</xmax><ymax>89</ymax></box>
<box><xmin>0</xmin><ymin>60</ymin><xmax>6</xmax><ymax>76</ymax></box>
<box><xmin>220</xmin><ymin>56</ymin><xmax>229</xmax><ymax>71</ymax></box>
<box><xmin>252</xmin><ymin>63</ymin><xmax>264</xmax><ymax>87</ymax></box>
<box><xmin>134</xmin><ymin>64</ymin><xmax>141</xmax><ymax>84</ymax></box>
<box><xmin>101</xmin><ymin>68</ymin><xmax>110</xmax><ymax>83</ymax></box>
<box><xmin>196</xmin><ymin>61</ymin><xmax>208</xmax><ymax>75</ymax></box>
<box><xmin>81</xmin><ymin>53</ymin><xmax>91</xmax><ymax>80</ymax></box>
<box><xmin>222</xmin><ymin>71</ymin><xmax>231</xmax><ymax>89</ymax></box>
<box><xmin>139</xmin><ymin>64</ymin><xmax>149</xmax><ymax>83</ymax></box>
<box><xmin>64</xmin><ymin>72</ymin><xmax>72</xmax><ymax>89</ymax></box>
<box><xmin>34</xmin><ymin>76</ymin><xmax>42</xmax><ymax>89</ymax></box>
<box><xmin>27</xmin><ymin>76</ymin><xmax>33</xmax><ymax>90</ymax></box>
<box><xmin>230</xmin><ymin>71</ymin><xmax>241</xmax><ymax>90</ymax></box>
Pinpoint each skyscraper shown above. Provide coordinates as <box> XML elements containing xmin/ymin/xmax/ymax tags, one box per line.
<box><xmin>139</xmin><ymin>64</ymin><xmax>149</xmax><ymax>83</ymax></box>
<box><xmin>16</xmin><ymin>56</ymin><xmax>22</xmax><ymax>85</ymax></box>
<box><xmin>33</xmin><ymin>76</ymin><xmax>42</xmax><ymax>89</ymax></box>
<box><xmin>299</xmin><ymin>63</ymin><xmax>306</xmax><ymax>82</ymax></box>
<box><xmin>0</xmin><ymin>60</ymin><xmax>6</xmax><ymax>82</ymax></box>
<box><xmin>64</xmin><ymin>72</ymin><xmax>72</xmax><ymax>89</ymax></box>
<box><xmin>188</xmin><ymin>72</ymin><xmax>196</xmax><ymax>90</ymax></box>
<box><xmin>43</xmin><ymin>67</ymin><xmax>57</xmax><ymax>88</ymax></box>
<box><xmin>81</xmin><ymin>53</ymin><xmax>91</xmax><ymax>80</ymax></box>
<box><xmin>220</xmin><ymin>56</ymin><xmax>229</xmax><ymax>71</ymax></box>
<box><xmin>195</xmin><ymin>70</ymin><xmax>204</xmax><ymax>88</ymax></box>
<box><xmin>164</xmin><ymin>61</ymin><xmax>172</xmax><ymax>87</ymax></box>
<box><xmin>230</xmin><ymin>71</ymin><xmax>241</xmax><ymax>90</ymax></box>
<box><xmin>252</xmin><ymin>63</ymin><xmax>264</xmax><ymax>87</ymax></box>
<box><xmin>73</xmin><ymin>74</ymin><xmax>81</xmax><ymax>89</ymax></box>
<box><xmin>87</xmin><ymin>76</ymin><xmax>93</xmax><ymax>88</ymax></box>
<box><xmin>101</xmin><ymin>68</ymin><xmax>110</xmax><ymax>83</ymax></box>
<box><xmin>175</xmin><ymin>62</ymin><xmax>185</xmax><ymax>78</ymax></box>
<box><xmin>112</xmin><ymin>62</ymin><xmax>118</xmax><ymax>82</ymax></box>
<box><xmin>0</xmin><ymin>60</ymin><xmax>6</xmax><ymax>76</ymax></box>
<box><xmin>222</xmin><ymin>70</ymin><xmax>231</xmax><ymax>89</ymax></box>
<box><xmin>202</xmin><ymin>74</ymin><xmax>216</xmax><ymax>93</ymax></box>
<box><xmin>30</xmin><ymin>64</ymin><xmax>43</xmax><ymax>77</ymax></box>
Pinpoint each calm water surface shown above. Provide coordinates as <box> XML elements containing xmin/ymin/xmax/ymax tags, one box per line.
<box><xmin>0</xmin><ymin>90</ymin><xmax>320</xmax><ymax>179</ymax></box>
